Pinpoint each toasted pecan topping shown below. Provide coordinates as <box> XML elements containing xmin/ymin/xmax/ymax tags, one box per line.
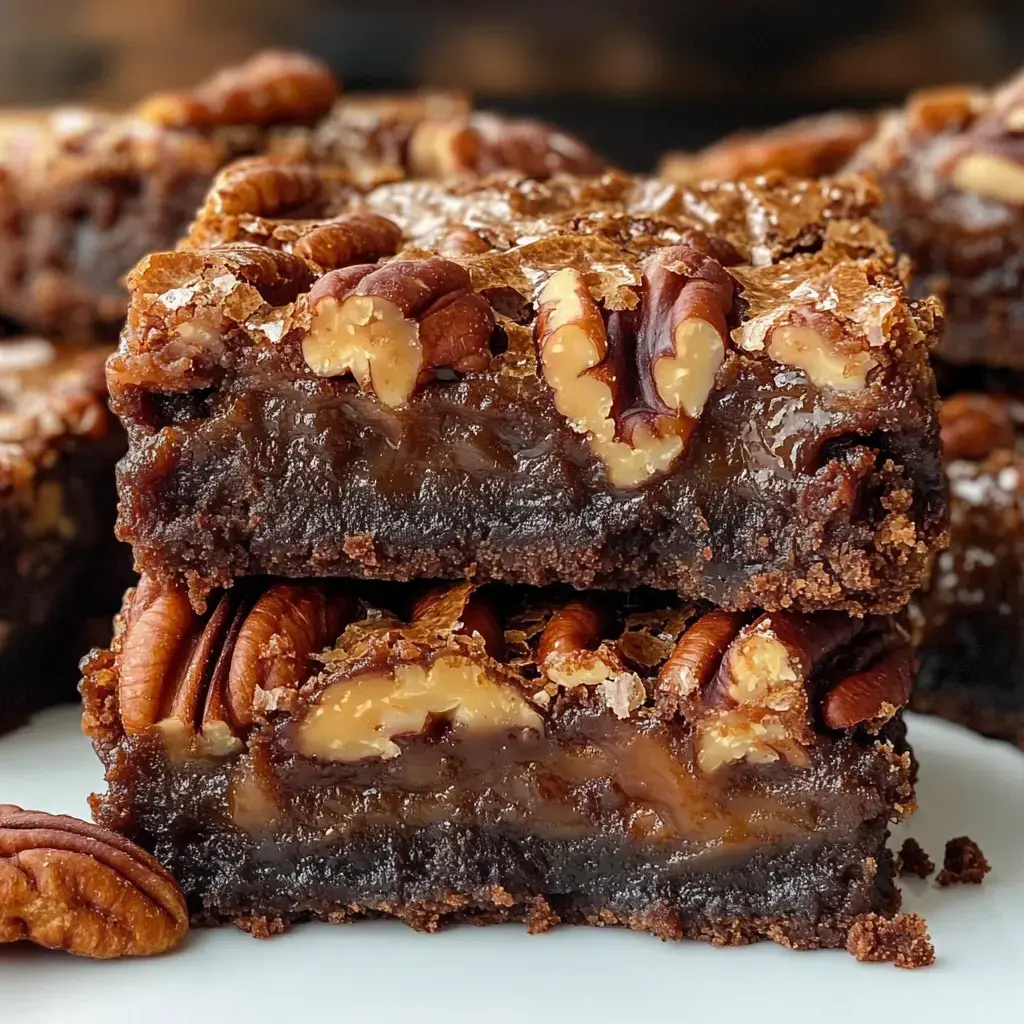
<box><xmin>303</xmin><ymin>258</ymin><xmax>495</xmax><ymax>407</ymax></box>
<box><xmin>115</xmin><ymin>579</ymin><xmax>354</xmax><ymax>755</ymax></box>
<box><xmin>536</xmin><ymin>244</ymin><xmax>734</xmax><ymax>488</ymax></box>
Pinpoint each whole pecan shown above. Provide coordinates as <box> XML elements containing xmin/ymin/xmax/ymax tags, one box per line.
<box><xmin>536</xmin><ymin>244</ymin><xmax>735</xmax><ymax>488</ymax></box>
<box><xmin>0</xmin><ymin>807</ymin><xmax>187</xmax><ymax>958</ymax></box>
<box><xmin>137</xmin><ymin>50</ymin><xmax>338</xmax><ymax>129</ymax></box>
<box><xmin>302</xmin><ymin>258</ymin><xmax>496</xmax><ymax>408</ymax></box>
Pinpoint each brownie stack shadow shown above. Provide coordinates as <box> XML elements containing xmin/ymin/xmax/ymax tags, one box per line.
<box><xmin>74</xmin><ymin>47</ymin><xmax>953</xmax><ymax>950</ymax></box>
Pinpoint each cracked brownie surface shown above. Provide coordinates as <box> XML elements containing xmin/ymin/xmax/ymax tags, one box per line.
<box><xmin>110</xmin><ymin>166</ymin><xmax>947</xmax><ymax>611</ymax></box>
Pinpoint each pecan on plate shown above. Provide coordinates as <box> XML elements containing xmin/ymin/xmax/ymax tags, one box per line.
<box><xmin>0</xmin><ymin>806</ymin><xmax>187</xmax><ymax>958</ymax></box>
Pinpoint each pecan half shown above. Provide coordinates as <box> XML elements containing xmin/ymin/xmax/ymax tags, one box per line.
<box><xmin>407</xmin><ymin>111</ymin><xmax>605</xmax><ymax>180</ymax></box>
<box><xmin>137</xmin><ymin>50</ymin><xmax>338</xmax><ymax>129</ymax></box>
<box><xmin>765</xmin><ymin>307</ymin><xmax>879</xmax><ymax>393</ymax></box>
<box><xmin>536</xmin><ymin>245</ymin><xmax>734</xmax><ymax>488</ymax></box>
<box><xmin>302</xmin><ymin>258</ymin><xmax>496</xmax><ymax>407</ymax></box>
<box><xmin>655</xmin><ymin>609</ymin><xmax>746</xmax><ymax>721</ymax></box>
<box><xmin>821</xmin><ymin>648</ymin><xmax>915</xmax><ymax>731</ymax></box>
<box><xmin>225</xmin><ymin>582</ymin><xmax>356</xmax><ymax>729</ymax></box>
<box><xmin>0</xmin><ymin>807</ymin><xmax>187</xmax><ymax>958</ymax></box>
<box><xmin>292</xmin><ymin>213</ymin><xmax>403</xmax><ymax>270</ymax></box>
<box><xmin>660</xmin><ymin>111</ymin><xmax>875</xmax><ymax>184</ymax></box>
<box><xmin>695</xmin><ymin>611</ymin><xmax>865</xmax><ymax>773</ymax></box>
<box><xmin>536</xmin><ymin>600</ymin><xmax>645</xmax><ymax>719</ymax></box>
<box><xmin>117</xmin><ymin>579</ymin><xmax>200</xmax><ymax>735</ymax></box>
<box><xmin>201</xmin><ymin>159</ymin><xmax>325</xmax><ymax>218</ymax></box>
<box><xmin>115</xmin><ymin>579</ymin><xmax>354</xmax><ymax>755</ymax></box>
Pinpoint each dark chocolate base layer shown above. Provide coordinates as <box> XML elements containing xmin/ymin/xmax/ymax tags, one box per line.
<box><xmin>146</xmin><ymin>820</ymin><xmax>898</xmax><ymax>949</ymax></box>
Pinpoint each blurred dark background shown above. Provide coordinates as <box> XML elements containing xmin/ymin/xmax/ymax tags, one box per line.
<box><xmin>0</xmin><ymin>0</ymin><xmax>1021</xmax><ymax>169</ymax></box>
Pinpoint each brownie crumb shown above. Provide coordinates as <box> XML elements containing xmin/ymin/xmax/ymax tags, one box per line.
<box><xmin>525</xmin><ymin>896</ymin><xmax>560</xmax><ymax>935</ymax></box>
<box><xmin>846</xmin><ymin>913</ymin><xmax>935</xmax><ymax>969</ymax></box>
<box><xmin>896</xmin><ymin>837</ymin><xmax>935</xmax><ymax>878</ymax></box>
<box><xmin>235</xmin><ymin>915</ymin><xmax>288</xmax><ymax>939</ymax></box>
<box><xmin>936</xmin><ymin>836</ymin><xmax>990</xmax><ymax>886</ymax></box>
<box><xmin>343</xmin><ymin>532</ymin><xmax>378</xmax><ymax>566</ymax></box>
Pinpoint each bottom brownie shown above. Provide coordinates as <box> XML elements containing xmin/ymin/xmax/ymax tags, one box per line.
<box><xmin>83</xmin><ymin>579</ymin><xmax>916</xmax><ymax>948</ymax></box>
<box><xmin>915</xmin><ymin>394</ymin><xmax>1024</xmax><ymax>747</ymax></box>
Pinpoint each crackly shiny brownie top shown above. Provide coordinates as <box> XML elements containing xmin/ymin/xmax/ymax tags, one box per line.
<box><xmin>115</xmin><ymin>164</ymin><xmax>942</xmax><ymax>494</ymax></box>
<box><xmin>0</xmin><ymin>338</ymin><xmax>112</xmax><ymax>493</ymax></box>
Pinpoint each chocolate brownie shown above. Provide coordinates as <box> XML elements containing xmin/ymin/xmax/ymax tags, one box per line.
<box><xmin>659</xmin><ymin>73</ymin><xmax>1024</xmax><ymax>373</ymax></box>
<box><xmin>83</xmin><ymin>578</ymin><xmax>916</xmax><ymax>948</ymax></box>
<box><xmin>108</xmin><ymin>165</ymin><xmax>947</xmax><ymax>612</ymax></box>
<box><xmin>0</xmin><ymin>338</ymin><xmax>126</xmax><ymax>731</ymax></box>
<box><xmin>850</xmin><ymin>74</ymin><xmax>1023</xmax><ymax>371</ymax></box>
<box><xmin>915</xmin><ymin>392</ymin><xmax>1024</xmax><ymax>746</ymax></box>
<box><xmin>0</xmin><ymin>52</ymin><xmax>606</xmax><ymax>341</ymax></box>
<box><xmin>0</xmin><ymin>52</ymin><xmax>339</xmax><ymax>340</ymax></box>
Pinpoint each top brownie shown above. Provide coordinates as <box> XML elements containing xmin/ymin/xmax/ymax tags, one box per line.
<box><xmin>0</xmin><ymin>51</ymin><xmax>605</xmax><ymax>340</ymax></box>
<box><xmin>110</xmin><ymin>163</ymin><xmax>947</xmax><ymax>612</ymax></box>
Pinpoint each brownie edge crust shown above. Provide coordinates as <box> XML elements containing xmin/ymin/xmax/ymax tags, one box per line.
<box><xmin>83</xmin><ymin>578</ymin><xmax>916</xmax><ymax>947</ymax></box>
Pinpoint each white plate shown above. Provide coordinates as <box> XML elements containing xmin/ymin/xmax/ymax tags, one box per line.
<box><xmin>0</xmin><ymin>706</ymin><xmax>1021</xmax><ymax>1024</ymax></box>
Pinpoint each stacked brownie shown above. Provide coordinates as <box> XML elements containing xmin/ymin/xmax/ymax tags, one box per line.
<box><xmin>81</xmin><ymin>154</ymin><xmax>946</xmax><ymax>957</ymax></box>
<box><xmin>661</xmin><ymin>70</ymin><xmax>1024</xmax><ymax>746</ymax></box>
